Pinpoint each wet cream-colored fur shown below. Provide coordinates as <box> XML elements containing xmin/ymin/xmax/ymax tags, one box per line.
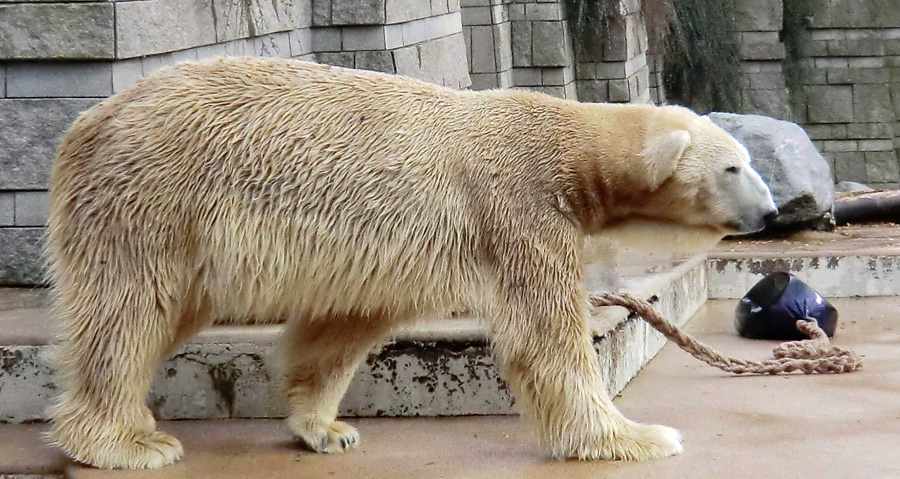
<box><xmin>47</xmin><ymin>57</ymin><xmax>775</xmax><ymax>469</ymax></box>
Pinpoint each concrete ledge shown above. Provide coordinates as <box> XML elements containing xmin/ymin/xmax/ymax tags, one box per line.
<box><xmin>708</xmin><ymin>253</ymin><xmax>900</xmax><ymax>299</ymax></box>
<box><xmin>0</xmin><ymin>257</ymin><xmax>707</xmax><ymax>423</ymax></box>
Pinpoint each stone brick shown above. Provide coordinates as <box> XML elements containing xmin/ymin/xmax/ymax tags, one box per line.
<box><xmin>847</xmin><ymin>123</ymin><xmax>888</xmax><ymax>139</ymax></box>
<box><xmin>741</xmin><ymin>88</ymin><xmax>790</xmax><ymax>119</ymax></box>
<box><xmin>0</xmin><ymin>192</ymin><xmax>12</xmax><ymax>226</ymax></box>
<box><xmin>807</xmin><ymin>85</ymin><xmax>854</xmax><ymax>123</ymax></box>
<box><xmin>392</xmin><ymin>45</ymin><xmax>420</xmax><ymax>75</ymax></box>
<box><xmin>596</xmin><ymin>61</ymin><xmax>626</xmax><ymax>80</ymax></box>
<box><xmin>542</xmin><ymin>66</ymin><xmax>572</xmax><ymax>86</ymax></box>
<box><xmin>212</xmin><ymin>0</ymin><xmax>304</xmax><ymax>42</ymax></box>
<box><xmin>221</xmin><ymin>38</ymin><xmax>252</xmax><ymax>57</ymax></box>
<box><xmin>312</xmin><ymin>27</ymin><xmax>342</xmax><ymax>51</ymax></box>
<box><xmin>401</xmin><ymin>18</ymin><xmax>428</xmax><ymax>45</ymax></box>
<box><xmin>829</xmin><ymin>0</ymin><xmax>880</xmax><ymax>28</ymax></box>
<box><xmin>740</xmin><ymin>31</ymin><xmax>785</xmax><ymax>60</ymax></box>
<box><xmin>7</xmin><ymin>62</ymin><xmax>112</xmax><ymax>98</ymax></box>
<box><xmin>116</xmin><ymin>0</ymin><xmax>217</xmax><ymax>58</ymax></box>
<box><xmin>462</xmin><ymin>6</ymin><xmax>492</xmax><ymax>25</ymax></box>
<box><xmin>342</xmin><ymin>26</ymin><xmax>386</xmax><ymax>50</ymax></box>
<box><xmin>432</xmin><ymin>0</ymin><xmax>450</xmax><ymax>16</ymax></box>
<box><xmin>511</xmin><ymin>21</ymin><xmax>532</xmax><ymax>67</ymax></box>
<box><xmin>196</xmin><ymin>42</ymin><xmax>229</xmax><ymax>59</ymax></box>
<box><xmin>252</xmin><ymin>32</ymin><xmax>292</xmax><ymax>57</ymax></box>
<box><xmin>748</xmin><ymin>72</ymin><xmax>785</xmax><ymax>90</ymax></box>
<box><xmin>512</xmin><ymin>67</ymin><xmax>541</xmax><ymax>86</ymax></box>
<box><xmin>576</xmin><ymin>79</ymin><xmax>608</xmax><ymax>103</ymax></box>
<box><xmin>491</xmin><ymin>3</ymin><xmax>506</xmax><ymax>23</ymax></box>
<box><xmin>508</xmin><ymin>4</ymin><xmax>524</xmax><ymax>21</ymax></box>
<box><xmin>386</xmin><ymin>0</ymin><xmax>431</xmax><ymax>24</ymax></box>
<box><xmin>524</xmin><ymin>3</ymin><xmax>560</xmax><ymax>21</ymax></box>
<box><xmin>608</xmin><ymin>78</ymin><xmax>629</xmax><ymax>102</ymax></box>
<box><xmin>833</xmin><ymin>151</ymin><xmax>867</xmax><ymax>182</ymax></box>
<box><xmin>806</xmin><ymin>0</ymin><xmax>833</xmax><ymax>28</ymax></box>
<box><xmin>865</xmin><ymin>151</ymin><xmax>900</xmax><ymax>182</ymax></box>
<box><xmin>469</xmin><ymin>72</ymin><xmax>499</xmax><ymax>90</ymax></box>
<box><xmin>827</xmin><ymin>39</ymin><xmax>885</xmax><ymax>57</ymax></box>
<box><xmin>602</xmin><ymin>18</ymin><xmax>627</xmax><ymax>62</ymax></box>
<box><xmin>0</xmin><ymin>99</ymin><xmax>98</xmax><ymax>190</ymax></box>
<box><xmin>848</xmin><ymin>57</ymin><xmax>885</xmax><ymax>68</ymax></box>
<box><xmin>0</xmin><ymin>3</ymin><xmax>115</xmax><ymax>59</ymax></box>
<box><xmin>815</xmin><ymin>57</ymin><xmax>848</xmax><ymax>69</ymax></box>
<box><xmin>494</xmin><ymin>22</ymin><xmax>512</xmax><ymax>71</ymax></box>
<box><xmin>804</xmin><ymin>124</ymin><xmax>834</xmax><ymax>140</ymax></box>
<box><xmin>469</xmin><ymin>26</ymin><xmax>496</xmax><ymax>73</ymax></box>
<box><xmin>853</xmin><ymin>84</ymin><xmax>895</xmax><ymax>123</ymax></box>
<box><xmin>531</xmin><ymin>21</ymin><xmax>568</xmax><ymax>67</ymax></box>
<box><xmin>575</xmin><ymin>62</ymin><xmax>596</xmax><ymax>80</ymax></box>
<box><xmin>416</xmin><ymin>33</ymin><xmax>469</xmax><ymax>88</ymax></box>
<box><xmin>356</xmin><ymin>50</ymin><xmax>395</xmax><ymax>73</ymax></box>
<box><xmin>858</xmin><ymin>139</ymin><xmax>895</xmax><ymax>151</ymax></box>
<box><xmin>315</xmin><ymin>51</ymin><xmax>356</xmax><ymax>68</ymax></box>
<box><xmin>13</xmin><ymin>191</ymin><xmax>48</xmax><ymax>227</ymax></box>
<box><xmin>386</xmin><ymin>23</ymin><xmax>405</xmax><ymax>49</ymax></box>
<box><xmin>289</xmin><ymin>28</ymin><xmax>314</xmax><ymax>57</ymax></box>
<box><xmin>822</xmin><ymin>140</ymin><xmax>858</xmax><ymax>152</ymax></box>
<box><xmin>827</xmin><ymin>67</ymin><xmax>891</xmax><ymax>85</ymax></box>
<box><xmin>799</xmin><ymin>38</ymin><xmax>829</xmax><ymax>57</ymax></box>
<box><xmin>333</xmin><ymin>0</ymin><xmax>385</xmax><ymax>24</ymax></box>
<box><xmin>112</xmin><ymin>58</ymin><xmax>145</xmax><ymax>93</ymax></box>
<box><xmin>734</xmin><ymin>0</ymin><xmax>782</xmax><ymax>31</ymax></box>
<box><xmin>312</xmin><ymin>0</ymin><xmax>332</xmax><ymax>25</ymax></box>
<box><xmin>0</xmin><ymin>227</ymin><xmax>45</xmax><ymax>286</ymax></box>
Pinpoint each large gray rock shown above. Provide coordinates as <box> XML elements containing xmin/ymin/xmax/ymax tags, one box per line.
<box><xmin>709</xmin><ymin>112</ymin><xmax>835</xmax><ymax>230</ymax></box>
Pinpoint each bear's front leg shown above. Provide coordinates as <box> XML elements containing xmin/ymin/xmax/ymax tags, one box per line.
<box><xmin>488</xmin><ymin>236</ymin><xmax>683</xmax><ymax>461</ymax></box>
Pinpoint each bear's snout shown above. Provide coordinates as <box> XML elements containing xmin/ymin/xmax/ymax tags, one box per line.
<box><xmin>721</xmin><ymin>165</ymin><xmax>778</xmax><ymax>234</ymax></box>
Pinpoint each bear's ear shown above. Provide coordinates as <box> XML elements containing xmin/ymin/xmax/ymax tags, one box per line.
<box><xmin>640</xmin><ymin>130</ymin><xmax>691</xmax><ymax>190</ymax></box>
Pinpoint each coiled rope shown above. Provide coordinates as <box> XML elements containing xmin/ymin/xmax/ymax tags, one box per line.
<box><xmin>589</xmin><ymin>292</ymin><xmax>862</xmax><ymax>375</ymax></box>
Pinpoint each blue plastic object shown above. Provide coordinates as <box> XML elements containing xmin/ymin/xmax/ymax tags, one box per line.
<box><xmin>735</xmin><ymin>272</ymin><xmax>838</xmax><ymax>340</ymax></box>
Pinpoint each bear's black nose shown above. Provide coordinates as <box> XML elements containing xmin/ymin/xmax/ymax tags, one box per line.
<box><xmin>763</xmin><ymin>209</ymin><xmax>779</xmax><ymax>225</ymax></box>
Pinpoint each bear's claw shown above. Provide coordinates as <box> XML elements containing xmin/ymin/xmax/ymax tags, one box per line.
<box><xmin>292</xmin><ymin>419</ymin><xmax>360</xmax><ymax>454</ymax></box>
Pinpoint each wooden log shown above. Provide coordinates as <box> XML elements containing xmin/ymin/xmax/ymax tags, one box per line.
<box><xmin>834</xmin><ymin>190</ymin><xmax>900</xmax><ymax>225</ymax></box>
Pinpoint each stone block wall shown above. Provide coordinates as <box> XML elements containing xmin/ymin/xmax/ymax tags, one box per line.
<box><xmin>733</xmin><ymin>0</ymin><xmax>791</xmax><ymax>119</ymax></box>
<box><xmin>731</xmin><ymin>0</ymin><xmax>900</xmax><ymax>189</ymax></box>
<box><xmin>0</xmin><ymin>0</ymin><xmax>471</xmax><ymax>285</ymax></box>
<box><xmin>461</xmin><ymin>0</ymin><xmax>654</xmax><ymax>103</ymax></box>
<box><xmin>573</xmin><ymin>0</ymin><xmax>652</xmax><ymax>104</ymax></box>
<box><xmin>311</xmin><ymin>0</ymin><xmax>470</xmax><ymax>88</ymax></box>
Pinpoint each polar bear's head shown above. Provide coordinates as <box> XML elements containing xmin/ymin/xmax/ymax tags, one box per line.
<box><xmin>599</xmin><ymin>106</ymin><xmax>777</xmax><ymax>254</ymax></box>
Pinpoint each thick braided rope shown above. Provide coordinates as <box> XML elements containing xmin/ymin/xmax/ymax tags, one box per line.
<box><xmin>589</xmin><ymin>292</ymin><xmax>862</xmax><ymax>375</ymax></box>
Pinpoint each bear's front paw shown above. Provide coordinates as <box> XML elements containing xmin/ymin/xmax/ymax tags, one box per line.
<box><xmin>578</xmin><ymin>422</ymin><xmax>683</xmax><ymax>462</ymax></box>
<box><xmin>289</xmin><ymin>418</ymin><xmax>360</xmax><ymax>454</ymax></box>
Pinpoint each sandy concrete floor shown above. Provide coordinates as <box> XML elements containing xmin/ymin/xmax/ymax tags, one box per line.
<box><xmin>28</xmin><ymin>296</ymin><xmax>890</xmax><ymax>479</ymax></box>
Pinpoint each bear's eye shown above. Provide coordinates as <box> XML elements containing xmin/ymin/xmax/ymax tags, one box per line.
<box><xmin>726</xmin><ymin>166</ymin><xmax>740</xmax><ymax>174</ymax></box>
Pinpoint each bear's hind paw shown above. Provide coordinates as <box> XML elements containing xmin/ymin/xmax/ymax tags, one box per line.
<box><xmin>291</xmin><ymin>419</ymin><xmax>360</xmax><ymax>454</ymax></box>
<box><xmin>59</xmin><ymin>429</ymin><xmax>184</xmax><ymax>469</ymax></box>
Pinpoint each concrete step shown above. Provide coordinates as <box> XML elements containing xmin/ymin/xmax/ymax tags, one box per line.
<box><xmin>0</xmin><ymin>254</ymin><xmax>708</xmax><ymax>423</ymax></box>
<box><xmin>709</xmin><ymin>224</ymin><xmax>900</xmax><ymax>298</ymax></box>
<box><xmin>3</xmin><ymin>297</ymin><xmax>896</xmax><ymax>479</ymax></box>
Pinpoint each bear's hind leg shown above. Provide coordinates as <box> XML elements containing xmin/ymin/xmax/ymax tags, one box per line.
<box><xmin>50</xmin><ymin>286</ymin><xmax>185</xmax><ymax>469</ymax></box>
<box><xmin>280</xmin><ymin>311</ymin><xmax>396</xmax><ymax>454</ymax></box>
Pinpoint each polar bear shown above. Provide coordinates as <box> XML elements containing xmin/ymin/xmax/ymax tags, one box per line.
<box><xmin>47</xmin><ymin>57</ymin><xmax>776</xmax><ymax>469</ymax></box>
